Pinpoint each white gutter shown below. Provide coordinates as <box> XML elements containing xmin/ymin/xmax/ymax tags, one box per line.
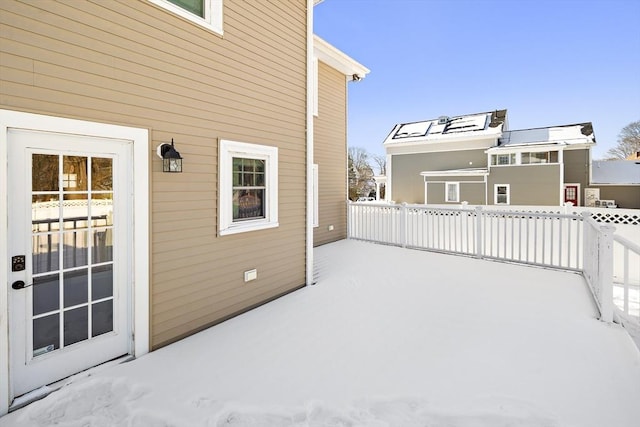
<box><xmin>306</xmin><ymin>0</ymin><xmax>314</xmax><ymax>285</ymax></box>
<box><xmin>420</xmin><ymin>169</ymin><xmax>489</xmax><ymax>177</ymax></box>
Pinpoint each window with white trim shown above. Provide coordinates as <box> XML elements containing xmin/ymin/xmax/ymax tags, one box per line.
<box><xmin>491</xmin><ymin>153</ymin><xmax>516</xmax><ymax>165</ymax></box>
<box><xmin>494</xmin><ymin>184</ymin><xmax>510</xmax><ymax>204</ymax></box>
<box><xmin>219</xmin><ymin>140</ymin><xmax>278</xmax><ymax>235</ymax></box>
<box><xmin>445</xmin><ymin>182</ymin><xmax>459</xmax><ymax>203</ymax></box>
<box><xmin>148</xmin><ymin>0</ymin><xmax>223</xmax><ymax>35</ymax></box>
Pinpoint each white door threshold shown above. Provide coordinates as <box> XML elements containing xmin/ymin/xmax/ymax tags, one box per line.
<box><xmin>9</xmin><ymin>354</ymin><xmax>134</xmax><ymax>412</ymax></box>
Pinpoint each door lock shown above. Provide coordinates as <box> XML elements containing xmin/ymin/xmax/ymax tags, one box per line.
<box><xmin>12</xmin><ymin>255</ymin><xmax>26</xmax><ymax>272</ymax></box>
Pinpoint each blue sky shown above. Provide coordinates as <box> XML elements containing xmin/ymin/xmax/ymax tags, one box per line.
<box><xmin>314</xmin><ymin>0</ymin><xmax>640</xmax><ymax>161</ymax></box>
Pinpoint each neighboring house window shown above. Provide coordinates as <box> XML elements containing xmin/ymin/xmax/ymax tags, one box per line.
<box><xmin>445</xmin><ymin>182</ymin><xmax>459</xmax><ymax>202</ymax></box>
<box><xmin>522</xmin><ymin>152</ymin><xmax>550</xmax><ymax>164</ymax></box>
<box><xmin>62</xmin><ymin>173</ymin><xmax>77</xmax><ymax>189</ymax></box>
<box><xmin>148</xmin><ymin>0</ymin><xmax>223</xmax><ymax>35</ymax></box>
<box><xmin>491</xmin><ymin>153</ymin><xmax>516</xmax><ymax>165</ymax></box>
<box><xmin>495</xmin><ymin>184</ymin><xmax>510</xmax><ymax>204</ymax></box>
<box><xmin>219</xmin><ymin>140</ymin><xmax>278</xmax><ymax>235</ymax></box>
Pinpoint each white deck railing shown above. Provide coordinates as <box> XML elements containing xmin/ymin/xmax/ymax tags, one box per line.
<box><xmin>612</xmin><ymin>234</ymin><xmax>640</xmax><ymax>323</ymax></box>
<box><xmin>581</xmin><ymin>213</ymin><xmax>615</xmax><ymax>322</ymax></box>
<box><xmin>348</xmin><ymin>202</ymin><xmax>640</xmax><ymax>326</ymax></box>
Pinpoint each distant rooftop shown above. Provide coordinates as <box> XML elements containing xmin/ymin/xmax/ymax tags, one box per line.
<box><xmin>497</xmin><ymin>123</ymin><xmax>595</xmax><ymax>148</ymax></box>
<box><xmin>592</xmin><ymin>160</ymin><xmax>640</xmax><ymax>185</ymax></box>
<box><xmin>383</xmin><ymin>109</ymin><xmax>507</xmax><ymax>144</ymax></box>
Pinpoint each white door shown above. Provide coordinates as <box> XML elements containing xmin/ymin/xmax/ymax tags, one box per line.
<box><xmin>7</xmin><ymin>129</ymin><xmax>133</xmax><ymax>399</ymax></box>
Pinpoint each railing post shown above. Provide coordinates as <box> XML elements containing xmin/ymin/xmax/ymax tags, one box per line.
<box><xmin>475</xmin><ymin>206</ymin><xmax>483</xmax><ymax>258</ymax></box>
<box><xmin>598</xmin><ymin>225</ymin><xmax>615</xmax><ymax>323</ymax></box>
<box><xmin>347</xmin><ymin>201</ymin><xmax>352</xmax><ymax>239</ymax></box>
<box><xmin>401</xmin><ymin>202</ymin><xmax>408</xmax><ymax>248</ymax></box>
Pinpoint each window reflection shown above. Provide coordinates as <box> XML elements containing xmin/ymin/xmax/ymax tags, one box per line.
<box><xmin>63</xmin><ymin>156</ymin><xmax>88</xmax><ymax>192</ymax></box>
<box><xmin>32</xmin><ymin>154</ymin><xmax>59</xmax><ymax>192</ymax></box>
<box><xmin>92</xmin><ymin>157</ymin><xmax>113</xmax><ymax>191</ymax></box>
<box><xmin>30</xmin><ymin>153</ymin><xmax>116</xmax><ymax>354</ymax></box>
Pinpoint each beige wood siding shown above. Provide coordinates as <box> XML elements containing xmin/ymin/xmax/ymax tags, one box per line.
<box><xmin>313</xmin><ymin>62</ymin><xmax>347</xmax><ymax>246</ymax></box>
<box><xmin>391</xmin><ymin>150</ymin><xmax>487</xmax><ymax>203</ymax></box>
<box><xmin>564</xmin><ymin>149</ymin><xmax>590</xmax><ymax>201</ymax></box>
<box><xmin>488</xmin><ymin>165</ymin><xmax>561</xmax><ymax>205</ymax></box>
<box><xmin>1</xmin><ymin>0</ymin><xmax>308</xmax><ymax>348</ymax></box>
<box><xmin>589</xmin><ymin>186</ymin><xmax>640</xmax><ymax>209</ymax></box>
<box><xmin>425</xmin><ymin>180</ymin><xmax>486</xmax><ymax>205</ymax></box>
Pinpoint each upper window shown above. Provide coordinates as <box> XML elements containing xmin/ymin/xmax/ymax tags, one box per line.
<box><xmin>148</xmin><ymin>0</ymin><xmax>223</xmax><ymax>35</ymax></box>
<box><xmin>521</xmin><ymin>151</ymin><xmax>559</xmax><ymax>164</ymax></box>
<box><xmin>445</xmin><ymin>182</ymin><xmax>459</xmax><ymax>203</ymax></box>
<box><xmin>491</xmin><ymin>153</ymin><xmax>516</xmax><ymax>166</ymax></box>
<box><xmin>219</xmin><ymin>140</ymin><xmax>278</xmax><ymax>235</ymax></box>
<box><xmin>522</xmin><ymin>152</ymin><xmax>549</xmax><ymax>164</ymax></box>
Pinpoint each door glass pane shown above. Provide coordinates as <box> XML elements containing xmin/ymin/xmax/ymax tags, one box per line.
<box><xmin>32</xmin><ymin>196</ymin><xmax>60</xmax><ymax>232</ymax></box>
<box><xmin>32</xmin><ymin>154</ymin><xmax>59</xmax><ymax>192</ymax></box>
<box><xmin>92</xmin><ymin>157</ymin><xmax>113</xmax><ymax>191</ymax></box>
<box><xmin>32</xmin><ymin>233</ymin><xmax>60</xmax><ymax>274</ymax></box>
<box><xmin>33</xmin><ymin>314</ymin><xmax>60</xmax><ymax>356</ymax></box>
<box><xmin>33</xmin><ymin>274</ymin><xmax>60</xmax><ymax>315</ymax></box>
<box><xmin>63</xmin><ymin>193</ymin><xmax>89</xmax><ymax>230</ymax></box>
<box><xmin>63</xmin><ymin>269</ymin><xmax>88</xmax><ymax>308</ymax></box>
<box><xmin>28</xmin><ymin>150</ymin><xmax>120</xmax><ymax>355</ymax></box>
<box><xmin>62</xmin><ymin>230</ymin><xmax>88</xmax><ymax>268</ymax></box>
<box><xmin>92</xmin><ymin>265</ymin><xmax>113</xmax><ymax>300</ymax></box>
<box><xmin>64</xmin><ymin>307</ymin><xmax>88</xmax><ymax>346</ymax></box>
<box><xmin>93</xmin><ymin>229</ymin><xmax>113</xmax><ymax>263</ymax></box>
<box><xmin>62</xmin><ymin>156</ymin><xmax>88</xmax><ymax>191</ymax></box>
<box><xmin>92</xmin><ymin>194</ymin><xmax>114</xmax><ymax>226</ymax></box>
<box><xmin>92</xmin><ymin>300</ymin><xmax>113</xmax><ymax>337</ymax></box>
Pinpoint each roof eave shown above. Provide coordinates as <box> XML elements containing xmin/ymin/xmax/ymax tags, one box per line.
<box><xmin>384</xmin><ymin>128</ymin><xmax>502</xmax><ymax>147</ymax></box>
<box><xmin>313</xmin><ymin>35</ymin><xmax>370</xmax><ymax>80</ymax></box>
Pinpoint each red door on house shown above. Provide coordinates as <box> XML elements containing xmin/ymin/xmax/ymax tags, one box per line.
<box><xmin>564</xmin><ymin>185</ymin><xmax>578</xmax><ymax>206</ymax></box>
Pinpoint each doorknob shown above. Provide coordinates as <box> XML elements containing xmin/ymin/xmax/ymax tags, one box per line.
<box><xmin>11</xmin><ymin>281</ymin><xmax>26</xmax><ymax>290</ymax></box>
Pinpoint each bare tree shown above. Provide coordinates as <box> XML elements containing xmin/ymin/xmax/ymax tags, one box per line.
<box><xmin>371</xmin><ymin>154</ymin><xmax>386</xmax><ymax>176</ymax></box>
<box><xmin>348</xmin><ymin>147</ymin><xmax>374</xmax><ymax>200</ymax></box>
<box><xmin>605</xmin><ymin>120</ymin><xmax>640</xmax><ymax>159</ymax></box>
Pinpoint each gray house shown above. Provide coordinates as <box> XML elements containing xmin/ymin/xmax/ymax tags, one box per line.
<box><xmin>588</xmin><ymin>160</ymin><xmax>640</xmax><ymax>208</ymax></box>
<box><xmin>380</xmin><ymin>109</ymin><xmax>629</xmax><ymax>207</ymax></box>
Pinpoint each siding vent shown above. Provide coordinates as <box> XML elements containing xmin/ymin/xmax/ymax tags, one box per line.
<box><xmin>244</xmin><ymin>269</ymin><xmax>258</xmax><ymax>282</ymax></box>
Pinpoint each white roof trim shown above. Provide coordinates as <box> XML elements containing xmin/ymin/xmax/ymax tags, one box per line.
<box><xmin>486</xmin><ymin>142</ymin><xmax>567</xmax><ymax>153</ymax></box>
<box><xmin>385</xmin><ymin>130</ymin><xmax>501</xmax><ymax>147</ymax></box>
<box><xmin>313</xmin><ymin>35</ymin><xmax>370</xmax><ymax>80</ymax></box>
<box><xmin>420</xmin><ymin>168</ymin><xmax>489</xmax><ymax>177</ymax></box>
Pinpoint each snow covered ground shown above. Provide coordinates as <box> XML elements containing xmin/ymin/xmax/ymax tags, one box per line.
<box><xmin>2</xmin><ymin>240</ymin><xmax>639</xmax><ymax>427</ymax></box>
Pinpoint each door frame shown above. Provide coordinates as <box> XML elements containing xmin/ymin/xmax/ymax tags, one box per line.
<box><xmin>563</xmin><ymin>183</ymin><xmax>581</xmax><ymax>206</ymax></box>
<box><xmin>0</xmin><ymin>109</ymin><xmax>150</xmax><ymax>415</ymax></box>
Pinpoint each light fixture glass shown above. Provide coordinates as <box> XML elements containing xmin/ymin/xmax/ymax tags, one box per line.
<box><xmin>157</xmin><ymin>139</ymin><xmax>183</xmax><ymax>173</ymax></box>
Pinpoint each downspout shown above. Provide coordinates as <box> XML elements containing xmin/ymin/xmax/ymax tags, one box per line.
<box><xmin>559</xmin><ymin>148</ymin><xmax>565</xmax><ymax>206</ymax></box>
<box><xmin>305</xmin><ymin>0</ymin><xmax>314</xmax><ymax>285</ymax></box>
<box><xmin>386</xmin><ymin>153</ymin><xmax>392</xmax><ymax>202</ymax></box>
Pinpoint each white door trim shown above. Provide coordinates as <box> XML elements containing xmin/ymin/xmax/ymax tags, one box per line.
<box><xmin>563</xmin><ymin>183</ymin><xmax>581</xmax><ymax>206</ymax></box>
<box><xmin>0</xmin><ymin>109</ymin><xmax>150</xmax><ymax>415</ymax></box>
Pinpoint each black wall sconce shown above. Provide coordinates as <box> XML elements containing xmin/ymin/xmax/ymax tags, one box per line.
<box><xmin>156</xmin><ymin>139</ymin><xmax>183</xmax><ymax>173</ymax></box>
